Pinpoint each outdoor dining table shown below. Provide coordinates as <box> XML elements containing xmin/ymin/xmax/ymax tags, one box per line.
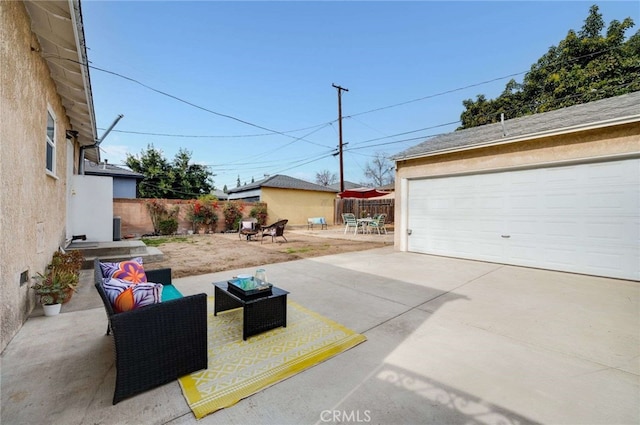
<box><xmin>356</xmin><ymin>217</ymin><xmax>374</xmax><ymax>234</ymax></box>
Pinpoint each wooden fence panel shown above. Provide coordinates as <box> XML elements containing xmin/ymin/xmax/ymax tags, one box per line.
<box><xmin>334</xmin><ymin>198</ymin><xmax>394</xmax><ymax>223</ymax></box>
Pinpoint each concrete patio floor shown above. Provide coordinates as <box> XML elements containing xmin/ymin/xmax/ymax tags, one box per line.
<box><xmin>2</xmin><ymin>247</ymin><xmax>638</xmax><ymax>424</ymax></box>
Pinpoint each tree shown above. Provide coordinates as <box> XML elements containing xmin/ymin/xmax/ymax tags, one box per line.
<box><xmin>171</xmin><ymin>148</ymin><xmax>214</xmax><ymax>198</ymax></box>
<box><xmin>223</xmin><ymin>184</ymin><xmax>228</xmax><ymax>193</ymax></box>
<box><xmin>315</xmin><ymin>170</ymin><xmax>338</xmax><ymax>186</ymax></box>
<box><xmin>236</xmin><ymin>175</ymin><xmax>241</xmax><ymax>188</ymax></box>
<box><xmin>125</xmin><ymin>144</ymin><xmax>172</xmax><ymax>198</ymax></box>
<box><xmin>459</xmin><ymin>5</ymin><xmax>639</xmax><ymax>129</ymax></box>
<box><xmin>363</xmin><ymin>152</ymin><xmax>395</xmax><ymax>187</ymax></box>
<box><xmin>125</xmin><ymin>144</ymin><xmax>214</xmax><ymax>199</ymax></box>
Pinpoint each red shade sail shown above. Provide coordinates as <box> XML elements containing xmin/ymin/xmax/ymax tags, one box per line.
<box><xmin>338</xmin><ymin>187</ymin><xmax>389</xmax><ymax>199</ymax></box>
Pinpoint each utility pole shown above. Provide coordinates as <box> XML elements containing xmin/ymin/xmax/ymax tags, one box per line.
<box><xmin>332</xmin><ymin>83</ymin><xmax>348</xmax><ymax>193</ymax></box>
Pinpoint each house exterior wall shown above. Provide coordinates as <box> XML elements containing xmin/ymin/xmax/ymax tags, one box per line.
<box><xmin>113</xmin><ymin>177</ymin><xmax>137</xmax><ymax>199</ymax></box>
<box><xmin>260</xmin><ymin>188</ymin><xmax>336</xmax><ymax>226</ymax></box>
<box><xmin>394</xmin><ymin>123</ymin><xmax>640</xmax><ymax>249</ymax></box>
<box><xmin>0</xmin><ymin>2</ymin><xmax>75</xmax><ymax>351</ymax></box>
<box><xmin>69</xmin><ymin>175</ymin><xmax>113</xmax><ymax>242</ymax></box>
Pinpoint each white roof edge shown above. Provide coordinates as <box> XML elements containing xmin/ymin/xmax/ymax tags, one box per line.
<box><xmin>68</xmin><ymin>0</ymin><xmax>98</xmax><ymax>154</ymax></box>
<box><xmin>395</xmin><ymin>114</ymin><xmax>640</xmax><ymax>162</ymax></box>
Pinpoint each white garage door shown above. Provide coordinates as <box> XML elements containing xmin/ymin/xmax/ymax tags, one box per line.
<box><xmin>407</xmin><ymin>158</ymin><xmax>640</xmax><ymax>280</ymax></box>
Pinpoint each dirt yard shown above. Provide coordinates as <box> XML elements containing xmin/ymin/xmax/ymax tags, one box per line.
<box><xmin>145</xmin><ymin>226</ymin><xmax>393</xmax><ymax>278</ymax></box>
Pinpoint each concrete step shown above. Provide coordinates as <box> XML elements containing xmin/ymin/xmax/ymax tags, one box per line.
<box><xmin>66</xmin><ymin>241</ymin><xmax>164</xmax><ymax>269</ymax></box>
<box><xmin>67</xmin><ymin>240</ymin><xmax>150</xmax><ymax>258</ymax></box>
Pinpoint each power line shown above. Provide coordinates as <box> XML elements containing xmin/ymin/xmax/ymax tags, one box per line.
<box><xmin>97</xmin><ymin>121</ymin><xmax>335</xmax><ymax>139</ymax></box>
<box><xmin>74</xmin><ymin>43</ymin><xmax>633</xmax><ymax>144</ymax></box>
<box><xmin>59</xmin><ymin>57</ymin><xmax>331</xmax><ymax>147</ymax></box>
<box><xmin>69</xmin><ymin>41</ymin><xmax>634</xmax><ymax>142</ymax></box>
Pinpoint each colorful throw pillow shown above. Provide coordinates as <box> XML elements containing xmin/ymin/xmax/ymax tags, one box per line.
<box><xmin>103</xmin><ymin>278</ymin><xmax>163</xmax><ymax>313</ymax></box>
<box><xmin>100</xmin><ymin>257</ymin><xmax>147</xmax><ymax>283</ymax></box>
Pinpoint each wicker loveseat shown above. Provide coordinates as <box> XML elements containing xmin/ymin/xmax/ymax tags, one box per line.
<box><xmin>94</xmin><ymin>259</ymin><xmax>208</xmax><ymax>404</ymax></box>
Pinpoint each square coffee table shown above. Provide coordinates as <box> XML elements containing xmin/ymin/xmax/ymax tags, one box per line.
<box><xmin>213</xmin><ymin>281</ymin><xmax>289</xmax><ymax>340</ymax></box>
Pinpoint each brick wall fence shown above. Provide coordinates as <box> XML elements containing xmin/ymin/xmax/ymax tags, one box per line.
<box><xmin>113</xmin><ymin>198</ymin><xmax>257</xmax><ymax>237</ymax></box>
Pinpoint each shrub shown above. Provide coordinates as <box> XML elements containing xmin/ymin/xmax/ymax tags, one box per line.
<box><xmin>158</xmin><ymin>218</ymin><xmax>179</xmax><ymax>235</ymax></box>
<box><xmin>223</xmin><ymin>201</ymin><xmax>243</xmax><ymax>231</ymax></box>
<box><xmin>249</xmin><ymin>202</ymin><xmax>268</xmax><ymax>225</ymax></box>
<box><xmin>186</xmin><ymin>195</ymin><xmax>219</xmax><ymax>233</ymax></box>
<box><xmin>145</xmin><ymin>199</ymin><xmax>180</xmax><ymax>235</ymax></box>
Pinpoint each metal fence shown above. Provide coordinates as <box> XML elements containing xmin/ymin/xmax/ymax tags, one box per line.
<box><xmin>334</xmin><ymin>198</ymin><xmax>395</xmax><ymax>224</ymax></box>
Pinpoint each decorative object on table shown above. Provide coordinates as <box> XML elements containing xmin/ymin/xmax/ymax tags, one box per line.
<box><xmin>31</xmin><ymin>249</ymin><xmax>84</xmax><ymax>314</ymax></box>
<box><xmin>234</xmin><ymin>274</ymin><xmax>253</xmax><ymax>288</ymax></box>
<box><xmin>254</xmin><ymin>268</ymin><xmax>268</xmax><ymax>284</ymax></box>
<box><xmin>179</xmin><ymin>297</ymin><xmax>367</xmax><ymax>419</ymax></box>
<box><xmin>226</xmin><ymin>276</ymin><xmax>273</xmax><ymax>299</ymax></box>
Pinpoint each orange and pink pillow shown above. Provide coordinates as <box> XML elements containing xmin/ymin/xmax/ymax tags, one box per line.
<box><xmin>100</xmin><ymin>257</ymin><xmax>147</xmax><ymax>283</ymax></box>
<box><xmin>103</xmin><ymin>278</ymin><xmax>163</xmax><ymax>313</ymax></box>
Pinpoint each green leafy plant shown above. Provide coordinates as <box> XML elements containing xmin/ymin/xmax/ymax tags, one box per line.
<box><xmin>223</xmin><ymin>201</ymin><xmax>243</xmax><ymax>231</ymax></box>
<box><xmin>32</xmin><ymin>270</ymin><xmax>77</xmax><ymax>305</ymax></box>
<box><xmin>145</xmin><ymin>199</ymin><xmax>180</xmax><ymax>235</ymax></box>
<box><xmin>249</xmin><ymin>203</ymin><xmax>268</xmax><ymax>226</ymax></box>
<box><xmin>158</xmin><ymin>218</ymin><xmax>179</xmax><ymax>235</ymax></box>
<box><xmin>31</xmin><ymin>250</ymin><xmax>83</xmax><ymax>305</ymax></box>
<box><xmin>186</xmin><ymin>195</ymin><xmax>219</xmax><ymax>233</ymax></box>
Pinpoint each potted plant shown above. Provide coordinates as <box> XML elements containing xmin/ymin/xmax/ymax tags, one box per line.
<box><xmin>31</xmin><ymin>250</ymin><xmax>83</xmax><ymax>316</ymax></box>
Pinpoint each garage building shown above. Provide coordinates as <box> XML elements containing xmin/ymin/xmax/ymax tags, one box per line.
<box><xmin>393</xmin><ymin>92</ymin><xmax>640</xmax><ymax>281</ymax></box>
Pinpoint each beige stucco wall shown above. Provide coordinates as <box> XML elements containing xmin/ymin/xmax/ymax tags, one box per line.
<box><xmin>113</xmin><ymin>199</ymin><xmax>257</xmax><ymax>236</ymax></box>
<box><xmin>394</xmin><ymin>123</ymin><xmax>640</xmax><ymax>248</ymax></box>
<box><xmin>261</xmin><ymin>188</ymin><xmax>336</xmax><ymax>226</ymax></box>
<box><xmin>0</xmin><ymin>2</ymin><xmax>75</xmax><ymax>351</ymax></box>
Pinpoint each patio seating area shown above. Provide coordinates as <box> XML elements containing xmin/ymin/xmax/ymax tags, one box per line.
<box><xmin>2</xmin><ymin>248</ymin><xmax>638</xmax><ymax>424</ymax></box>
<box><xmin>94</xmin><ymin>259</ymin><xmax>208</xmax><ymax>404</ymax></box>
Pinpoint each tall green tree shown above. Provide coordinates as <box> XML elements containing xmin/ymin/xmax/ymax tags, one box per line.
<box><xmin>459</xmin><ymin>5</ymin><xmax>639</xmax><ymax>129</ymax></box>
<box><xmin>125</xmin><ymin>144</ymin><xmax>172</xmax><ymax>198</ymax></box>
<box><xmin>125</xmin><ymin>145</ymin><xmax>214</xmax><ymax>199</ymax></box>
<box><xmin>171</xmin><ymin>148</ymin><xmax>214</xmax><ymax>198</ymax></box>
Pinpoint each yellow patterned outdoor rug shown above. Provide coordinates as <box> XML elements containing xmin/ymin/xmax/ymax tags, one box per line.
<box><xmin>179</xmin><ymin>297</ymin><xmax>367</xmax><ymax>419</ymax></box>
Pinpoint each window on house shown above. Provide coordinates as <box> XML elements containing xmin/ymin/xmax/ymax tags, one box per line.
<box><xmin>46</xmin><ymin>109</ymin><xmax>55</xmax><ymax>174</ymax></box>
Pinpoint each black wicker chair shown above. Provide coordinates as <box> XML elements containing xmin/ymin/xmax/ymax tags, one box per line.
<box><xmin>94</xmin><ymin>259</ymin><xmax>208</xmax><ymax>404</ymax></box>
<box><xmin>260</xmin><ymin>219</ymin><xmax>288</xmax><ymax>244</ymax></box>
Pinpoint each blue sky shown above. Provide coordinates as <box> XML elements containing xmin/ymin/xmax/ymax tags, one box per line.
<box><xmin>81</xmin><ymin>1</ymin><xmax>639</xmax><ymax>191</ymax></box>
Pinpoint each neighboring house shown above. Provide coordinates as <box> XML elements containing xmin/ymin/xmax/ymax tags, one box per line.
<box><xmin>0</xmin><ymin>0</ymin><xmax>98</xmax><ymax>351</ymax></box>
<box><xmin>213</xmin><ymin>189</ymin><xmax>228</xmax><ymax>201</ymax></box>
<box><xmin>83</xmin><ymin>160</ymin><xmax>143</xmax><ymax>199</ymax></box>
<box><xmin>227</xmin><ymin>175</ymin><xmax>338</xmax><ymax>225</ymax></box>
<box><xmin>393</xmin><ymin>91</ymin><xmax>640</xmax><ymax>281</ymax></box>
<box><xmin>328</xmin><ymin>180</ymin><xmax>361</xmax><ymax>191</ymax></box>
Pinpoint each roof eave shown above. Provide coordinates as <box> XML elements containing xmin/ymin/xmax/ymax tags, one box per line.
<box><xmin>395</xmin><ymin>115</ymin><xmax>640</xmax><ymax>162</ymax></box>
<box><xmin>24</xmin><ymin>0</ymin><xmax>99</xmax><ymax>162</ymax></box>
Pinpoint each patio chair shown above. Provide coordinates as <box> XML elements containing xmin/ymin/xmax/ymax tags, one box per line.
<box><xmin>94</xmin><ymin>259</ymin><xmax>208</xmax><ymax>404</ymax></box>
<box><xmin>239</xmin><ymin>217</ymin><xmax>260</xmax><ymax>240</ymax></box>
<box><xmin>367</xmin><ymin>213</ymin><xmax>388</xmax><ymax>234</ymax></box>
<box><xmin>342</xmin><ymin>213</ymin><xmax>364</xmax><ymax>235</ymax></box>
<box><xmin>260</xmin><ymin>219</ymin><xmax>288</xmax><ymax>243</ymax></box>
